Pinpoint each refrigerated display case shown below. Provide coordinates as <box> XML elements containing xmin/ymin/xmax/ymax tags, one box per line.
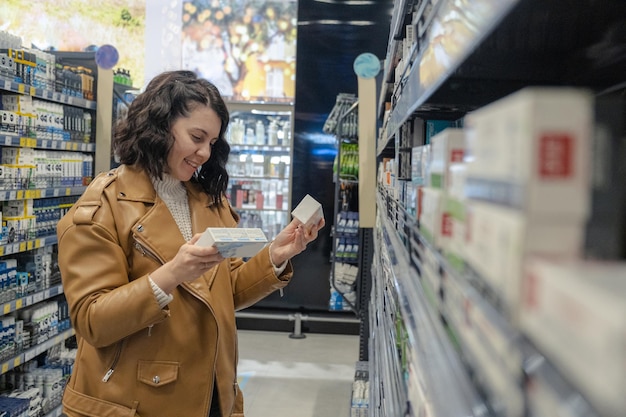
<box><xmin>225</xmin><ymin>103</ymin><xmax>293</xmax><ymax>243</ymax></box>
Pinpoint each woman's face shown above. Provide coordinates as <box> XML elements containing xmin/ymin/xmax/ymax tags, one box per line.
<box><xmin>167</xmin><ymin>104</ymin><xmax>222</xmax><ymax>181</ymax></box>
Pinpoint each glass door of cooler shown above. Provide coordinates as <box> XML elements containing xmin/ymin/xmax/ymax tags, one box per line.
<box><xmin>225</xmin><ymin>103</ymin><xmax>293</xmax><ymax>243</ymax></box>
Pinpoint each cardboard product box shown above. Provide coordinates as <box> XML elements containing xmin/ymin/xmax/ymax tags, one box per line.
<box><xmin>464</xmin><ymin>200</ymin><xmax>585</xmax><ymax>319</ymax></box>
<box><xmin>291</xmin><ymin>194</ymin><xmax>324</xmax><ymax>228</ymax></box>
<box><xmin>464</xmin><ymin>87</ymin><xmax>593</xmax><ymax>219</ymax></box>
<box><xmin>0</xmin><ymin>110</ymin><xmax>19</xmax><ymax>135</ymax></box>
<box><xmin>418</xmin><ymin>187</ymin><xmax>443</xmax><ymax>248</ymax></box>
<box><xmin>442</xmin><ymin>195</ymin><xmax>466</xmax><ymax>271</ymax></box>
<box><xmin>447</xmin><ymin>162</ymin><xmax>467</xmax><ymax>202</ymax></box>
<box><xmin>411</xmin><ymin>145</ymin><xmax>428</xmax><ymax>185</ymax></box>
<box><xmin>520</xmin><ymin>256</ymin><xmax>626</xmax><ymax>417</ymax></box>
<box><xmin>428</xmin><ymin>128</ymin><xmax>465</xmax><ymax>190</ymax></box>
<box><xmin>425</xmin><ymin>119</ymin><xmax>458</xmax><ymax>144</ymax></box>
<box><xmin>1</xmin><ymin>147</ymin><xmax>35</xmax><ymax>166</ymax></box>
<box><xmin>196</xmin><ymin>227</ymin><xmax>268</xmax><ymax>258</ymax></box>
<box><xmin>2</xmin><ymin>199</ymin><xmax>33</xmax><ymax>218</ymax></box>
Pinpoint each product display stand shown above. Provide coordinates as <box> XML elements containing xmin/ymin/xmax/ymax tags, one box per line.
<box><xmin>329</xmin><ymin>98</ymin><xmax>360</xmax><ymax>313</ymax></box>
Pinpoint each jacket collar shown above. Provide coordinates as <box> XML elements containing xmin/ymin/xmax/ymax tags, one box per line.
<box><xmin>113</xmin><ymin>165</ymin><xmax>214</xmax><ymax>208</ymax></box>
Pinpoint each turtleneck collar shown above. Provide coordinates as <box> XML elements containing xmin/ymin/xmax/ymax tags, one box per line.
<box><xmin>151</xmin><ymin>173</ymin><xmax>187</xmax><ymax>201</ymax></box>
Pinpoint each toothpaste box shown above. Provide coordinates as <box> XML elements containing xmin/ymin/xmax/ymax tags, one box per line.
<box><xmin>196</xmin><ymin>227</ymin><xmax>268</xmax><ymax>258</ymax></box>
<box><xmin>291</xmin><ymin>194</ymin><xmax>324</xmax><ymax>228</ymax></box>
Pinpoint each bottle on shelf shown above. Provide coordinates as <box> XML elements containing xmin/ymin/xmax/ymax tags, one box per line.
<box><xmin>268</xmin><ymin>120</ymin><xmax>278</xmax><ymax>146</ymax></box>
<box><xmin>255</xmin><ymin>120</ymin><xmax>265</xmax><ymax>145</ymax></box>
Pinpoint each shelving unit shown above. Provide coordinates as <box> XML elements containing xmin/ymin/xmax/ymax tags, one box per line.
<box><xmin>371</xmin><ymin>1</ymin><xmax>626</xmax><ymax>417</ymax></box>
<box><xmin>225</xmin><ymin>103</ymin><xmax>293</xmax><ymax>243</ymax></box>
<box><xmin>0</xmin><ymin>47</ymin><xmax>108</xmax><ymax>413</ymax></box>
<box><xmin>325</xmin><ymin>94</ymin><xmax>360</xmax><ymax>312</ymax></box>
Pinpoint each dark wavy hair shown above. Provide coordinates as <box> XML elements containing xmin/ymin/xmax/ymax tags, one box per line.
<box><xmin>113</xmin><ymin>70</ymin><xmax>231</xmax><ymax>204</ymax></box>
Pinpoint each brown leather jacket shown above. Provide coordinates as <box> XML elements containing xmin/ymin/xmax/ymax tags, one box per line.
<box><xmin>57</xmin><ymin>165</ymin><xmax>292</xmax><ymax>417</ymax></box>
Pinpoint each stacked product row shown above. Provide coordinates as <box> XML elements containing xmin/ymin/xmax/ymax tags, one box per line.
<box><xmin>1</xmin><ymin>196</ymin><xmax>78</xmax><ymax>244</ymax></box>
<box><xmin>378</xmin><ymin>86</ymin><xmax>625</xmax><ymax>417</ymax></box>
<box><xmin>0</xmin><ymin>245</ymin><xmax>61</xmax><ymax>304</ymax></box>
<box><xmin>1</xmin><ymin>147</ymin><xmax>93</xmax><ymax>190</ymax></box>
<box><xmin>228</xmin><ymin>117</ymin><xmax>291</xmax><ymax>147</ymax></box>
<box><xmin>0</xmin><ymin>343</ymin><xmax>76</xmax><ymax>417</ymax></box>
<box><xmin>330</xmin><ymin>210</ymin><xmax>360</xmax><ymax>310</ymax></box>
<box><xmin>0</xmin><ymin>30</ymin><xmax>95</xmax><ymax>100</ymax></box>
<box><xmin>228</xmin><ymin>153</ymin><xmax>289</xmax><ymax>179</ymax></box>
<box><xmin>227</xmin><ymin>179</ymin><xmax>289</xmax><ymax>211</ymax></box>
<box><xmin>1</xmin><ymin>92</ymin><xmax>94</xmax><ymax>144</ymax></box>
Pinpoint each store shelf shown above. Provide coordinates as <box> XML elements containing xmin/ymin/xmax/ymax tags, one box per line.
<box><xmin>1</xmin><ymin>284</ymin><xmax>64</xmax><ymax>316</ymax></box>
<box><xmin>522</xmin><ymin>341</ymin><xmax>602</xmax><ymax>417</ymax></box>
<box><xmin>0</xmin><ymin>234</ymin><xmax>58</xmax><ymax>257</ymax></box>
<box><xmin>378</xmin><ymin>0</ymin><xmax>626</xmax><ymax>154</ymax></box>
<box><xmin>0</xmin><ymin>328</ymin><xmax>75</xmax><ymax>376</ymax></box>
<box><xmin>380</xmin><ymin>0</ymin><xmax>518</xmax><ymax>153</ymax></box>
<box><xmin>375</xmin><ymin>193</ymin><xmax>486</xmax><ymax>417</ymax></box>
<box><xmin>377</xmin><ymin>184</ymin><xmax>611</xmax><ymax>416</ymax></box>
<box><xmin>0</xmin><ymin>133</ymin><xmax>95</xmax><ymax>152</ymax></box>
<box><xmin>0</xmin><ymin>76</ymin><xmax>96</xmax><ymax>110</ymax></box>
<box><xmin>230</xmin><ymin>144</ymin><xmax>290</xmax><ymax>152</ymax></box>
<box><xmin>0</xmin><ymin>186</ymin><xmax>87</xmax><ymax>202</ymax></box>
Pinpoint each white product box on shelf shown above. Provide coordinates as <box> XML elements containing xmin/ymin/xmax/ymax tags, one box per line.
<box><xmin>441</xmin><ymin>195</ymin><xmax>466</xmax><ymax>268</ymax></box>
<box><xmin>291</xmin><ymin>194</ymin><xmax>323</xmax><ymax>228</ymax></box>
<box><xmin>464</xmin><ymin>200</ymin><xmax>585</xmax><ymax>319</ymax></box>
<box><xmin>464</xmin><ymin>87</ymin><xmax>593</xmax><ymax>218</ymax></box>
<box><xmin>411</xmin><ymin>145</ymin><xmax>430</xmax><ymax>185</ymax></box>
<box><xmin>196</xmin><ymin>227</ymin><xmax>268</xmax><ymax>258</ymax></box>
<box><xmin>1</xmin><ymin>147</ymin><xmax>35</xmax><ymax>166</ymax></box>
<box><xmin>520</xmin><ymin>256</ymin><xmax>626</xmax><ymax>417</ymax></box>
<box><xmin>447</xmin><ymin>162</ymin><xmax>467</xmax><ymax>202</ymax></box>
<box><xmin>418</xmin><ymin>187</ymin><xmax>444</xmax><ymax>248</ymax></box>
<box><xmin>428</xmin><ymin>128</ymin><xmax>465</xmax><ymax>190</ymax></box>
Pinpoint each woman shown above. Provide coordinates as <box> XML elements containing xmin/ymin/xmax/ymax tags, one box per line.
<box><xmin>56</xmin><ymin>70</ymin><xmax>324</xmax><ymax>417</ymax></box>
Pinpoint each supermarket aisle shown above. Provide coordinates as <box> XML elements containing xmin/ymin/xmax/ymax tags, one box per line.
<box><xmin>237</xmin><ymin>330</ymin><xmax>360</xmax><ymax>417</ymax></box>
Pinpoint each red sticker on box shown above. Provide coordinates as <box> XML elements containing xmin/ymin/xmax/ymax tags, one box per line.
<box><xmin>539</xmin><ymin>133</ymin><xmax>573</xmax><ymax>178</ymax></box>
<box><xmin>450</xmin><ymin>149</ymin><xmax>464</xmax><ymax>163</ymax></box>
<box><xmin>441</xmin><ymin>212</ymin><xmax>453</xmax><ymax>236</ymax></box>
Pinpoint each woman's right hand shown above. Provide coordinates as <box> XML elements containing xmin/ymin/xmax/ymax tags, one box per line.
<box><xmin>149</xmin><ymin>233</ymin><xmax>224</xmax><ymax>294</ymax></box>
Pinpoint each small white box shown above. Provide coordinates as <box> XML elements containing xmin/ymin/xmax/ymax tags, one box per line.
<box><xmin>428</xmin><ymin>128</ymin><xmax>465</xmax><ymax>190</ymax></box>
<box><xmin>464</xmin><ymin>200</ymin><xmax>585</xmax><ymax>318</ymax></box>
<box><xmin>291</xmin><ymin>194</ymin><xmax>324</xmax><ymax>228</ymax></box>
<box><xmin>418</xmin><ymin>187</ymin><xmax>444</xmax><ymax>248</ymax></box>
<box><xmin>196</xmin><ymin>227</ymin><xmax>268</xmax><ymax>258</ymax></box>
<box><xmin>464</xmin><ymin>87</ymin><xmax>593</xmax><ymax>218</ymax></box>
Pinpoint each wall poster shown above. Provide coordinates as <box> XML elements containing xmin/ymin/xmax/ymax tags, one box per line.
<box><xmin>181</xmin><ymin>0</ymin><xmax>297</xmax><ymax>103</ymax></box>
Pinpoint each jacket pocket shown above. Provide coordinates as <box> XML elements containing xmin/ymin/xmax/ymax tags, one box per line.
<box><xmin>63</xmin><ymin>384</ymin><xmax>141</xmax><ymax>417</ymax></box>
<box><xmin>137</xmin><ymin>360</ymin><xmax>180</xmax><ymax>387</ymax></box>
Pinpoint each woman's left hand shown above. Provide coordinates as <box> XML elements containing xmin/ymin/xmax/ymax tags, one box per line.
<box><xmin>269</xmin><ymin>217</ymin><xmax>325</xmax><ymax>266</ymax></box>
